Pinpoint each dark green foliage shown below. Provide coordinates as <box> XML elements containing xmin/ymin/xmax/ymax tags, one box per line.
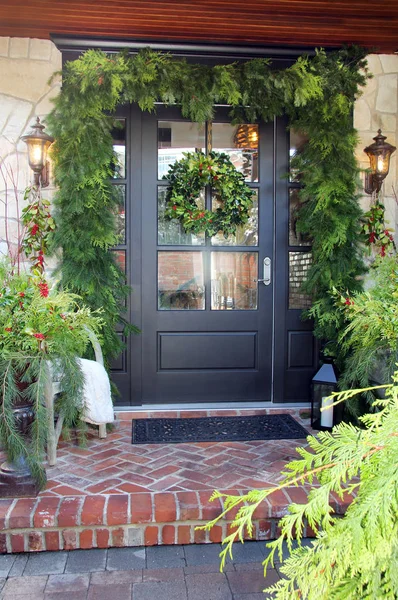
<box><xmin>47</xmin><ymin>46</ymin><xmax>370</xmax><ymax>358</ymax></box>
<box><xmin>337</xmin><ymin>255</ymin><xmax>398</xmax><ymax>415</ymax></box>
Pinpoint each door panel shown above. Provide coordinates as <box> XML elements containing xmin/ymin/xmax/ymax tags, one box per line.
<box><xmin>140</xmin><ymin>106</ymin><xmax>274</xmax><ymax>404</ymax></box>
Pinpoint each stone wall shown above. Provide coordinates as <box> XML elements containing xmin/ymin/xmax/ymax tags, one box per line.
<box><xmin>354</xmin><ymin>54</ymin><xmax>398</xmax><ymax>231</ymax></box>
<box><xmin>0</xmin><ymin>37</ymin><xmax>61</xmax><ymax>259</ymax></box>
<box><xmin>1</xmin><ymin>39</ymin><xmax>397</xmax><ymax>257</ymax></box>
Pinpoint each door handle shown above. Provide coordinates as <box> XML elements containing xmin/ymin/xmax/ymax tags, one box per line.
<box><xmin>254</xmin><ymin>257</ymin><xmax>271</xmax><ymax>286</ymax></box>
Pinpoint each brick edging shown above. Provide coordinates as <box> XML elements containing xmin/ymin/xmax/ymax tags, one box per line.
<box><xmin>0</xmin><ymin>488</ymin><xmax>352</xmax><ymax>553</ymax></box>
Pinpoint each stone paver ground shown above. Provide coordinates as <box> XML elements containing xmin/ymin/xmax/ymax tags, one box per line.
<box><xmin>0</xmin><ymin>541</ymin><xmax>310</xmax><ymax>599</ymax></box>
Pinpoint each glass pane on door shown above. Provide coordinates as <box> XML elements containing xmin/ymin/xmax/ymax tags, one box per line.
<box><xmin>289</xmin><ymin>129</ymin><xmax>309</xmax><ymax>182</ymax></box>
<box><xmin>111</xmin><ymin>119</ymin><xmax>126</xmax><ymax>179</ymax></box>
<box><xmin>158</xmin><ymin>186</ymin><xmax>205</xmax><ymax>246</ymax></box>
<box><xmin>212</xmin><ymin>123</ymin><xmax>259</xmax><ymax>182</ymax></box>
<box><xmin>211</xmin><ymin>252</ymin><xmax>258</xmax><ymax>310</ymax></box>
<box><xmin>289</xmin><ymin>251</ymin><xmax>312</xmax><ymax>309</ymax></box>
<box><xmin>113</xmin><ymin>184</ymin><xmax>126</xmax><ymax>244</ymax></box>
<box><xmin>158</xmin><ymin>121</ymin><xmax>205</xmax><ymax>180</ymax></box>
<box><xmin>158</xmin><ymin>251</ymin><xmax>205</xmax><ymax>310</ymax></box>
<box><xmin>211</xmin><ymin>190</ymin><xmax>258</xmax><ymax>247</ymax></box>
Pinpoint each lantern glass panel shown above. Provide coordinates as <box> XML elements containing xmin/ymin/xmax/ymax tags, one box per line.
<box><xmin>311</xmin><ymin>382</ymin><xmax>335</xmax><ymax>430</ymax></box>
<box><xmin>26</xmin><ymin>138</ymin><xmax>52</xmax><ymax>173</ymax></box>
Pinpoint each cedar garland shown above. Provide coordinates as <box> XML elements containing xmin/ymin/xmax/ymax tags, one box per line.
<box><xmin>47</xmin><ymin>46</ymin><xmax>370</xmax><ymax>360</ymax></box>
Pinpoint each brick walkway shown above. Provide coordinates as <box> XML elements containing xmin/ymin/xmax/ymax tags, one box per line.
<box><xmin>0</xmin><ymin>409</ymin><xmax>352</xmax><ymax>553</ymax></box>
<box><xmin>0</xmin><ymin>541</ymin><xmax>311</xmax><ymax>599</ymax></box>
<box><xmin>47</xmin><ymin>409</ymin><xmax>313</xmax><ymax>496</ymax></box>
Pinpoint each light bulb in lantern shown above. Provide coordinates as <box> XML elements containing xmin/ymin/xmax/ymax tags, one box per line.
<box><xmin>364</xmin><ymin>130</ymin><xmax>396</xmax><ymax>194</ymax></box>
<box><xmin>21</xmin><ymin>117</ymin><xmax>54</xmax><ymax>186</ymax></box>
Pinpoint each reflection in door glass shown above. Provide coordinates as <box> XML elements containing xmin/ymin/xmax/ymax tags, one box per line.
<box><xmin>289</xmin><ymin>189</ymin><xmax>311</xmax><ymax>247</ymax></box>
<box><xmin>211</xmin><ymin>252</ymin><xmax>258</xmax><ymax>310</ymax></box>
<box><xmin>111</xmin><ymin>250</ymin><xmax>126</xmax><ymax>274</ymax></box>
<box><xmin>212</xmin><ymin>123</ymin><xmax>258</xmax><ymax>182</ymax></box>
<box><xmin>158</xmin><ymin>121</ymin><xmax>205</xmax><ymax>180</ymax></box>
<box><xmin>113</xmin><ymin>185</ymin><xmax>126</xmax><ymax>244</ymax></box>
<box><xmin>289</xmin><ymin>251</ymin><xmax>312</xmax><ymax>309</ymax></box>
<box><xmin>111</xmin><ymin>119</ymin><xmax>126</xmax><ymax>179</ymax></box>
<box><xmin>158</xmin><ymin>252</ymin><xmax>205</xmax><ymax>310</ymax></box>
<box><xmin>211</xmin><ymin>190</ymin><xmax>258</xmax><ymax>247</ymax></box>
<box><xmin>158</xmin><ymin>187</ymin><xmax>205</xmax><ymax>246</ymax></box>
<box><xmin>289</xmin><ymin>129</ymin><xmax>309</xmax><ymax>182</ymax></box>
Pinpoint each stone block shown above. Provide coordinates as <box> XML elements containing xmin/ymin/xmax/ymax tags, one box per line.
<box><xmin>1</xmin><ymin>98</ymin><xmax>33</xmax><ymax>143</ymax></box>
<box><xmin>353</xmin><ymin>98</ymin><xmax>371</xmax><ymax>130</ymax></box>
<box><xmin>2</xmin><ymin>575</ymin><xmax>47</xmax><ymax>596</ymax></box>
<box><xmin>106</xmin><ymin>546</ymin><xmax>146</xmax><ymax>571</ymax></box>
<box><xmin>146</xmin><ymin>544</ymin><xmax>185</xmax><ymax>569</ymax></box>
<box><xmin>65</xmin><ymin>548</ymin><xmax>107</xmax><ymax>573</ymax></box>
<box><xmin>0</xmin><ymin>37</ymin><xmax>9</xmax><ymax>57</ymax></box>
<box><xmin>29</xmin><ymin>38</ymin><xmax>52</xmax><ymax>61</ymax></box>
<box><xmin>185</xmin><ymin>572</ymin><xmax>231</xmax><ymax>600</ymax></box>
<box><xmin>133</xmin><ymin>581</ymin><xmax>188</xmax><ymax>600</ymax></box>
<box><xmin>23</xmin><ymin>550</ymin><xmax>67</xmax><ymax>575</ymax></box>
<box><xmin>36</xmin><ymin>86</ymin><xmax>61</xmax><ymax>119</ymax></box>
<box><xmin>361</xmin><ymin>74</ymin><xmax>377</xmax><ymax>97</ymax></box>
<box><xmin>376</xmin><ymin>75</ymin><xmax>398</xmax><ymax>113</ymax></box>
<box><xmin>46</xmin><ymin>573</ymin><xmax>90</xmax><ymax>593</ymax></box>
<box><xmin>184</xmin><ymin>543</ymin><xmax>222</xmax><ymax>566</ymax></box>
<box><xmin>128</xmin><ymin>526</ymin><xmax>144</xmax><ymax>547</ymax></box>
<box><xmin>0</xmin><ymin>555</ymin><xmax>16</xmax><ymax>578</ymax></box>
<box><xmin>7</xmin><ymin>554</ymin><xmax>28</xmax><ymax>577</ymax></box>
<box><xmin>371</xmin><ymin>114</ymin><xmax>396</xmax><ymax>133</ymax></box>
<box><xmin>366</xmin><ymin>54</ymin><xmax>383</xmax><ymax>75</ymax></box>
<box><xmin>9</xmin><ymin>38</ymin><xmax>29</xmax><ymax>59</ymax></box>
<box><xmin>380</xmin><ymin>55</ymin><xmax>398</xmax><ymax>74</ymax></box>
<box><xmin>0</xmin><ymin>56</ymin><xmax>59</xmax><ymax>103</ymax></box>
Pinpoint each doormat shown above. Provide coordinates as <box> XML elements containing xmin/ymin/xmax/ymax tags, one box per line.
<box><xmin>132</xmin><ymin>414</ymin><xmax>308</xmax><ymax>444</ymax></box>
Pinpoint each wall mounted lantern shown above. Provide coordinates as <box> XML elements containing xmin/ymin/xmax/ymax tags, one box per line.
<box><xmin>311</xmin><ymin>362</ymin><xmax>338</xmax><ymax>431</ymax></box>
<box><xmin>364</xmin><ymin>129</ymin><xmax>396</xmax><ymax>194</ymax></box>
<box><xmin>21</xmin><ymin>117</ymin><xmax>54</xmax><ymax>187</ymax></box>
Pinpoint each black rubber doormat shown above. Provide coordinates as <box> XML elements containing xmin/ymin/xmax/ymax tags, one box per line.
<box><xmin>132</xmin><ymin>414</ymin><xmax>308</xmax><ymax>444</ymax></box>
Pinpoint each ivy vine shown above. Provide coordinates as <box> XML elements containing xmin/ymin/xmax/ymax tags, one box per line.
<box><xmin>47</xmin><ymin>46</ymin><xmax>370</xmax><ymax>361</ymax></box>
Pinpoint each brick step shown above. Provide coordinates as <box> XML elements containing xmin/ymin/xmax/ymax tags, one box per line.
<box><xmin>0</xmin><ymin>489</ymin><xmax>351</xmax><ymax>554</ymax></box>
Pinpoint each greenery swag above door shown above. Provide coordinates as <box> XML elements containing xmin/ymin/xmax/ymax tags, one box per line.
<box><xmin>47</xmin><ymin>46</ymin><xmax>370</xmax><ymax>362</ymax></box>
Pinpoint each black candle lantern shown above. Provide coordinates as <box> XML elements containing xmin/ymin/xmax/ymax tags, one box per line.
<box><xmin>311</xmin><ymin>363</ymin><xmax>338</xmax><ymax>431</ymax></box>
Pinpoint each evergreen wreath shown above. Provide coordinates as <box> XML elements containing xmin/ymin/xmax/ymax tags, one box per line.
<box><xmin>47</xmin><ymin>45</ymin><xmax>370</xmax><ymax>361</ymax></box>
<box><xmin>164</xmin><ymin>151</ymin><xmax>254</xmax><ymax>237</ymax></box>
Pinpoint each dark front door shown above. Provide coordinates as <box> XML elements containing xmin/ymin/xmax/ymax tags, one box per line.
<box><xmin>111</xmin><ymin>105</ymin><xmax>317</xmax><ymax>406</ymax></box>
<box><xmin>140</xmin><ymin>107</ymin><xmax>273</xmax><ymax>404</ymax></box>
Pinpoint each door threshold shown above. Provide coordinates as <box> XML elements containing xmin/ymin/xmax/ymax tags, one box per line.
<box><xmin>115</xmin><ymin>401</ymin><xmax>311</xmax><ymax>412</ymax></box>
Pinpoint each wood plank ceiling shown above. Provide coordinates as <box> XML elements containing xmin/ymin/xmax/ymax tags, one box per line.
<box><xmin>0</xmin><ymin>0</ymin><xmax>397</xmax><ymax>53</ymax></box>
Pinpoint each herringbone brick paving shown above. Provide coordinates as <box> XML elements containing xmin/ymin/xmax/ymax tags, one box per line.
<box><xmin>42</xmin><ymin>409</ymin><xmax>313</xmax><ymax>496</ymax></box>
